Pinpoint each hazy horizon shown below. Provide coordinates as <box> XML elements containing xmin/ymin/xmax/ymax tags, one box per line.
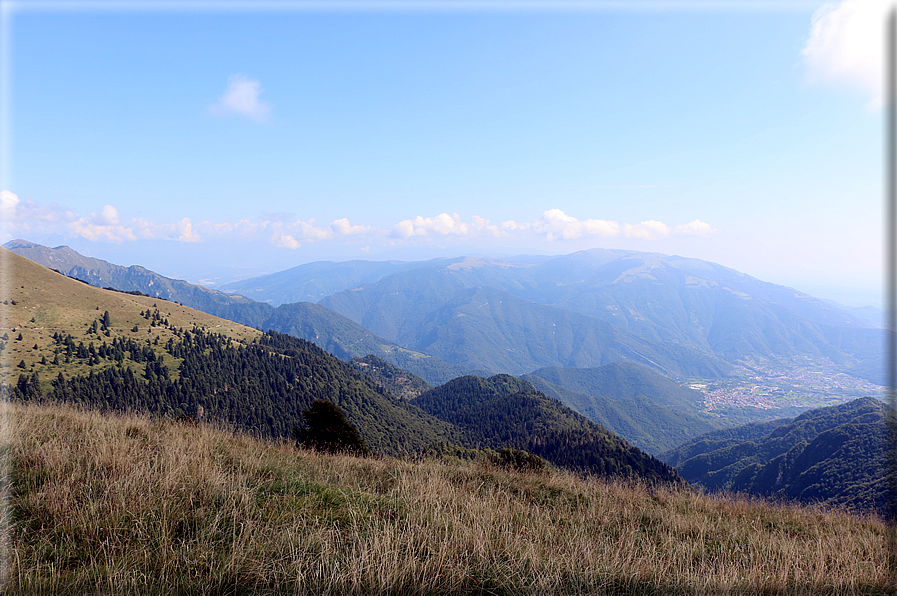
<box><xmin>0</xmin><ymin>0</ymin><xmax>885</xmax><ymax>308</ymax></box>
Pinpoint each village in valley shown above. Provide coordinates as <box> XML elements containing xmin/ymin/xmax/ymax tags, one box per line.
<box><xmin>688</xmin><ymin>355</ymin><xmax>884</xmax><ymax>412</ymax></box>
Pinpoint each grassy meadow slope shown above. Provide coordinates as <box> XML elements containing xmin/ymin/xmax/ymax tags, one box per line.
<box><xmin>0</xmin><ymin>248</ymin><xmax>259</xmax><ymax>382</ymax></box>
<box><xmin>6</xmin><ymin>401</ymin><xmax>887</xmax><ymax>594</ymax></box>
<box><xmin>4</xmin><ymin>239</ymin><xmax>275</xmax><ymax>328</ymax></box>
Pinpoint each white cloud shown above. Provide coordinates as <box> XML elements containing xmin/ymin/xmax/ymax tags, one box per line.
<box><xmin>390</xmin><ymin>213</ymin><xmax>471</xmax><ymax>238</ymax></box>
<box><xmin>331</xmin><ymin>218</ymin><xmax>369</xmax><ymax>236</ymax></box>
<box><xmin>802</xmin><ymin>0</ymin><xmax>887</xmax><ymax>108</ymax></box>
<box><xmin>673</xmin><ymin>219</ymin><xmax>716</xmax><ymax>236</ymax></box>
<box><xmin>176</xmin><ymin>217</ymin><xmax>201</xmax><ymax>243</ymax></box>
<box><xmin>209</xmin><ymin>74</ymin><xmax>271</xmax><ymax>122</ymax></box>
<box><xmin>62</xmin><ymin>204</ymin><xmax>136</xmax><ymax>243</ymax></box>
<box><xmin>623</xmin><ymin>220</ymin><xmax>671</xmax><ymax>240</ymax></box>
<box><xmin>0</xmin><ymin>190</ymin><xmax>19</xmax><ymax>218</ymax></box>
<box><xmin>529</xmin><ymin>208</ymin><xmax>621</xmax><ymax>241</ymax></box>
<box><xmin>68</xmin><ymin>219</ymin><xmax>136</xmax><ymax>243</ymax></box>
<box><xmin>267</xmin><ymin>218</ymin><xmax>334</xmax><ymax>249</ymax></box>
<box><xmin>274</xmin><ymin>233</ymin><xmax>301</xmax><ymax>249</ymax></box>
<box><xmin>94</xmin><ymin>204</ymin><xmax>122</xmax><ymax>226</ymax></box>
<box><xmin>0</xmin><ymin>195</ymin><xmax>717</xmax><ymax>256</ymax></box>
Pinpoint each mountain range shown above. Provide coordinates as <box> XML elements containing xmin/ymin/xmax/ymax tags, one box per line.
<box><xmin>5</xmin><ymin>238</ymin><xmax>883</xmax><ymax>459</ymax></box>
<box><xmin>4</xmin><ymin>241</ymin><xmax>890</xmax><ymax>513</ymax></box>
<box><xmin>7</xmin><ymin>240</ymin><xmax>879</xmax><ymax>382</ymax></box>
<box><xmin>1</xmin><ymin>248</ymin><xmax>680</xmax><ymax>485</ymax></box>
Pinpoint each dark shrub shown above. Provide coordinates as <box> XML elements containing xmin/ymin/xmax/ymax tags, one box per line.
<box><xmin>293</xmin><ymin>399</ymin><xmax>369</xmax><ymax>457</ymax></box>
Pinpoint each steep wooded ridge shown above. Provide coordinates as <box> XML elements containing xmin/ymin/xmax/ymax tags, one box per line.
<box><xmin>411</xmin><ymin>375</ymin><xmax>682</xmax><ymax>484</ymax></box>
<box><xmin>661</xmin><ymin>397</ymin><xmax>890</xmax><ymax>513</ymax></box>
<box><xmin>1</xmin><ymin>250</ymin><xmax>680</xmax><ymax>483</ymax></box>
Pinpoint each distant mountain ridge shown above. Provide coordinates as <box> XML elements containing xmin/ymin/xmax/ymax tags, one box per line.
<box><xmin>314</xmin><ymin>250</ymin><xmax>879</xmax><ymax>380</ymax></box>
<box><xmin>3</xmin><ymin>240</ymin><xmax>471</xmax><ymax>385</ymax></box>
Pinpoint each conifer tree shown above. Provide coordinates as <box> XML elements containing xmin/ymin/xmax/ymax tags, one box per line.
<box><xmin>292</xmin><ymin>399</ymin><xmax>369</xmax><ymax>456</ymax></box>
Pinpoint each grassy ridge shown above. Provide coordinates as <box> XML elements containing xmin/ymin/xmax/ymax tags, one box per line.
<box><xmin>0</xmin><ymin>248</ymin><xmax>260</xmax><ymax>382</ymax></box>
<box><xmin>6</xmin><ymin>401</ymin><xmax>888</xmax><ymax>594</ymax></box>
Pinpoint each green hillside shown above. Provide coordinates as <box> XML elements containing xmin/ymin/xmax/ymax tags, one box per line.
<box><xmin>411</xmin><ymin>375</ymin><xmax>683</xmax><ymax>484</ymax></box>
<box><xmin>350</xmin><ymin>354</ymin><xmax>432</xmax><ymax>400</ymax></box>
<box><xmin>527</xmin><ymin>361</ymin><xmax>708</xmax><ymax>411</ymax></box>
<box><xmin>4</xmin><ymin>239</ymin><xmax>276</xmax><ymax>329</ymax></box>
<box><xmin>404</xmin><ymin>286</ymin><xmax>731</xmax><ymax>377</ymax></box>
<box><xmin>0</xmin><ymin>249</ymin><xmax>462</xmax><ymax>455</ymax></box>
<box><xmin>659</xmin><ymin>417</ymin><xmax>793</xmax><ymax>467</ymax></box>
<box><xmin>261</xmin><ymin>301</ymin><xmax>474</xmax><ymax>385</ymax></box>
<box><xmin>0</xmin><ymin>247</ymin><xmax>260</xmax><ymax>384</ymax></box>
<box><xmin>7</xmin><ymin>241</ymin><xmax>475</xmax><ymax>386</ymax></box>
<box><xmin>666</xmin><ymin>397</ymin><xmax>890</xmax><ymax>514</ymax></box>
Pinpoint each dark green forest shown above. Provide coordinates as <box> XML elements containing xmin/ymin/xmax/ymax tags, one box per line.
<box><xmin>8</xmin><ymin>329</ymin><xmax>682</xmax><ymax>485</ymax></box>
<box><xmin>662</xmin><ymin>397</ymin><xmax>890</xmax><ymax>513</ymax></box>
<box><xmin>11</xmin><ymin>329</ymin><xmax>461</xmax><ymax>456</ymax></box>
<box><xmin>411</xmin><ymin>375</ymin><xmax>683</xmax><ymax>485</ymax></box>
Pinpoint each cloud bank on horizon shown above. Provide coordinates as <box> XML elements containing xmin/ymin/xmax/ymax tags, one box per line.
<box><xmin>0</xmin><ymin>190</ymin><xmax>715</xmax><ymax>250</ymax></box>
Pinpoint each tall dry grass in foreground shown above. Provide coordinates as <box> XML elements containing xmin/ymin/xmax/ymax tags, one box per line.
<box><xmin>3</xmin><ymin>401</ymin><xmax>889</xmax><ymax>595</ymax></box>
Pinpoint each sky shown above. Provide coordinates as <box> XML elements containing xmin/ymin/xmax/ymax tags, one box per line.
<box><xmin>0</xmin><ymin>0</ymin><xmax>887</xmax><ymax>307</ymax></box>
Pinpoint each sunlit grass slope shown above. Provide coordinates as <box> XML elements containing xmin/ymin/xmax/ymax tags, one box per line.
<box><xmin>0</xmin><ymin>248</ymin><xmax>261</xmax><ymax>382</ymax></box>
<box><xmin>6</xmin><ymin>401</ymin><xmax>888</xmax><ymax>595</ymax></box>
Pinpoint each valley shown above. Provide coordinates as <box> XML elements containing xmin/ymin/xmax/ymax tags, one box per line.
<box><xmin>690</xmin><ymin>355</ymin><xmax>884</xmax><ymax>412</ymax></box>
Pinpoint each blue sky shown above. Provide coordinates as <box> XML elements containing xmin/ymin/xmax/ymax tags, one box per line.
<box><xmin>0</xmin><ymin>0</ymin><xmax>885</xmax><ymax>307</ymax></box>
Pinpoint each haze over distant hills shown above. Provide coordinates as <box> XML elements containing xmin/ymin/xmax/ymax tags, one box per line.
<box><xmin>6</xmin><ymin>239</ymin><xmax>883</xmax><ymax>455</ymax></box>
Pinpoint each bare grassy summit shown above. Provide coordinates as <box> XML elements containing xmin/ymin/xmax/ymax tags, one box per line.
<box><xmin>4</xmin><ymin>401</ymin><xmax>888</xmax><ymax>595</ymax></box>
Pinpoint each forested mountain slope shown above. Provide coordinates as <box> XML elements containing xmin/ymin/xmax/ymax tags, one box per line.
<box><xmin>662</xmin><ymin>397</ymin><xmax>890</xmax><ymax>514</ymax></box>
<box><xmin>411</xmin><ymin>375</ymin><xmax>683</xmax><ymax>484</ymax></box>
<box><xmin>316</xmin><ymin>251</ymin><xmax>879</xmax><ymax>380</ymax></box>
<box><xmin>327</xmin><ymin>283</ymin><xmax>731</xmax><ymax>377</ymax></box>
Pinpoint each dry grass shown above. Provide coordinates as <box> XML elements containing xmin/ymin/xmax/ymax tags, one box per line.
<box><xmin>0</xmin><ymin>248</ymin><xmax>261</xmax><ymax>383</ymax></box>
<box><xmin>2</xmin><ymin>400</ymin><xmax>890</xmax><ymax>595</ymax></box>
